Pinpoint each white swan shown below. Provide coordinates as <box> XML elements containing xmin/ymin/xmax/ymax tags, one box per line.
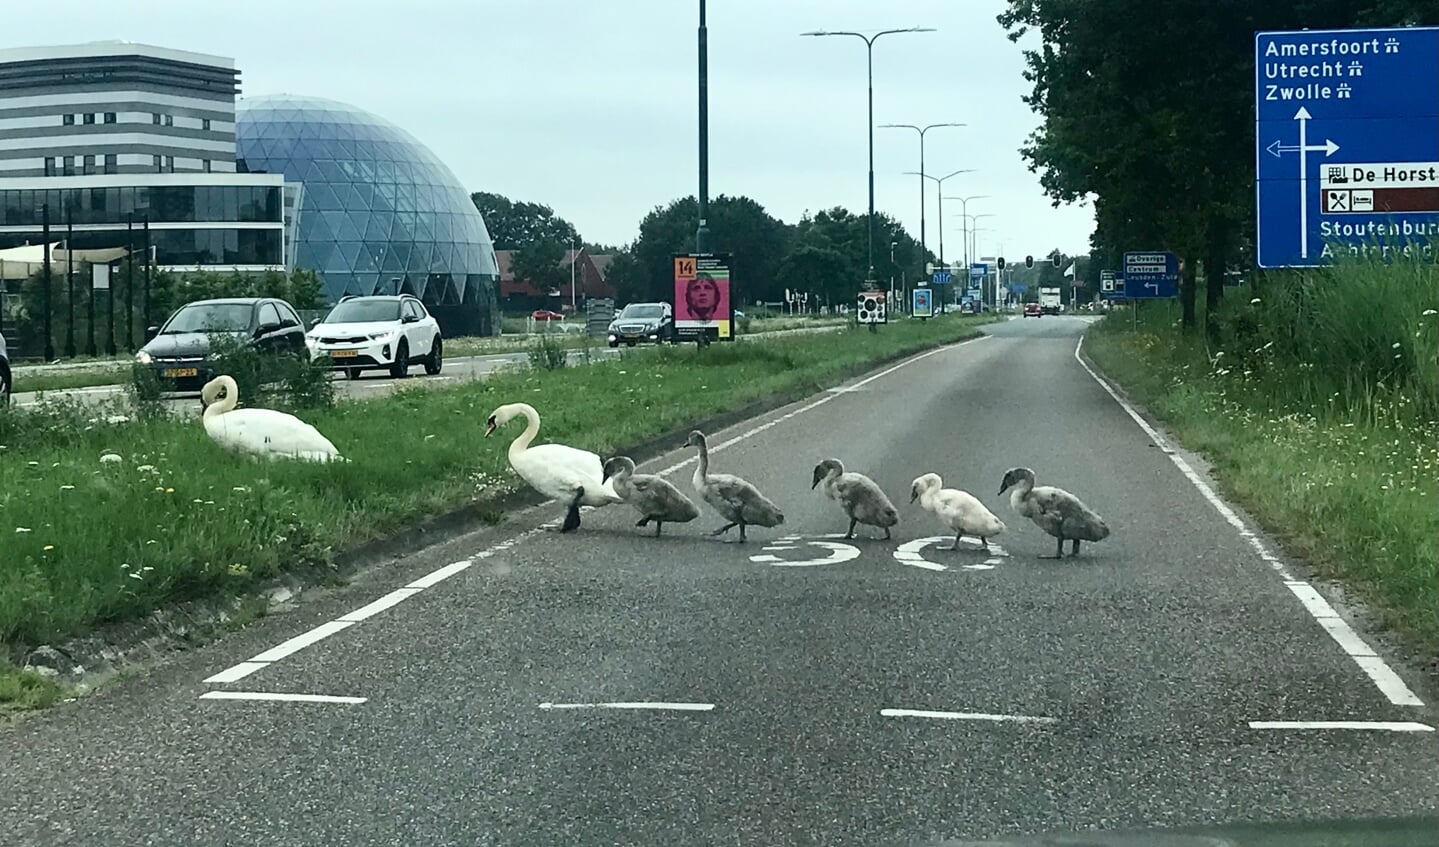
<box><xmin>910</xmin><ymin>472</ymin><xmax>1006</xmax><ymax>551</ymax></box>
<box><xmin>200</xmin><ymin>375</ymin><xmax>345</xmax><ymax>462</ymax></box>
<box><xmin>998</xmin><ymin>467</ymin><xmax>1110</xmax><ymax>559</ymax></box>
<box><xmin>484</xmin><ymin>402</ymin><xmax>621</xmax><ymax>532</ymax></box>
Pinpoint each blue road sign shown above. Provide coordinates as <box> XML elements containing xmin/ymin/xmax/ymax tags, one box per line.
<box><xmin>968</xmin><ymin>267</ymin><xmax>985</xmax><ymax>281</ymax></box>
<box><xmin>1009</xmin><ymin>283</ymin><xmax>1028</xmax><ymax>293</ymax></box>
<box><xmin>1255</xmin><ymin>26</ymin><xmax>1439</xmax><ymax>268</ymax></box>
<box><xmin>1122</xmin><ymin>252</ymin><xmax>1179</xmax><ymax>299</ymax></box>
<box><xmin>931</xmin><ymin>270</ymin><xmax>953</xmax><ymax>285</ymax></box>
<box><xmin>912</xmin><ymin>287</ymin><xmax>933</xmax><ymax>318</ymax></box>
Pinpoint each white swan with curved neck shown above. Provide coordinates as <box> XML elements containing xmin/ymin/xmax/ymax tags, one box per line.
<box><xmin>200</xmin><ymin>375</ymin><xmax>345</xmax><ymax>462</ymax></box>
<box><xmin>485</xmin><ymin>402</ymin><xmax>621</xmax><ymax>531</ymax></box>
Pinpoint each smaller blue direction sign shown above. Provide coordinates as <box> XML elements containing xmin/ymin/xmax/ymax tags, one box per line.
<box><xmin>931</xmin><ymin>270</ymin><xmax>952</xmax><ymax>285</ymax></box>
<box><xmin>969</xmin><ymin>263</ymin><xmax>987</xmax><ymax>281</ymax></box>
<box><xmin>912</xmin><ymin>287</ymin><xmax>934</xmax><ymax>318</ymax></box>
<box><xmin>1122</xmin><ymin>252</ymin><xmax>1179</xmax><ymax>299</ymax></box>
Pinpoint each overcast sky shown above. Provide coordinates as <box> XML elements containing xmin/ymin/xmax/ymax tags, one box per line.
<box><xmin>12</xmin><ymin>0</ymin><xmax>1095</xmax><ymax>266</ymax></box>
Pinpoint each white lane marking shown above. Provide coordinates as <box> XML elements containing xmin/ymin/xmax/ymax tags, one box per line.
<box><xmin>893</xmin><ymin>536</ymin><xmax>1006</xmax><ymax>572</ymax></box>
<box><xmin>199</xmin><ymin>691</ymin><xmax>367</xmax><ymax>705</ymax></box>
<box><xmin>880</xmin><ymin>708</ymin><xmax>1059</xmax><ymax>724</ymax></box>
<box><xmin>1075</xmin><ymin>336</ymin><xmax>1424</xmax><ymax>708</ymax></box>
<box><xmin>200</xmin><ymin>336</ymin><xmax>991</xmax><ymax>685</ymax></box>
<box><xmin>538</xmin><ymin>701</ymin><xmax>715</xmax><ymax>712</ymax></box>
<box><xmin>748</xmin><ymin>534</ymin><xmax>863</xmax><ymax>567</ymax></box>
<box><xmin>337</xmin><ymin>588</ymin><xmax>422</xmax><ymax>622</ymax></box>
<box><xmin>1248</xmin><ymin>720</ymin><xmax>1434</xmax><ymax>732</ymax></box>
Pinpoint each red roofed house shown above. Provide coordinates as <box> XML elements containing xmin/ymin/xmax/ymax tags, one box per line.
<box><xmin>494</xmin><ymin>247</ymin><xmax>616</xmax><ymax>312</ymax></box>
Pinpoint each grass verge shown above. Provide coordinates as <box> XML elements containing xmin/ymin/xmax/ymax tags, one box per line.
<box><xmin>1084</xmin><ymin>263</ymin><xmax>1437</xmax><ymax>667</ymax></box>
<box><xmin>0</xmin><ymin>313</ymin><xmax>995</xmax><ymax>699</ymax></box>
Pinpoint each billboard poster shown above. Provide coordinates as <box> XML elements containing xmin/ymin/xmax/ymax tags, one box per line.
<box><xmin>673</xmin><ymin>252</ymin><xmax>733</xmax><ymax>340</ymax></box>
<box><xmin>912</xmin><ymin>287</ymin><xmax>933</xmax><ymax>318</ymax></box>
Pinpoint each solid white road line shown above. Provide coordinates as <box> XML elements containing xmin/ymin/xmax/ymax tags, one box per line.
<box><xmin>199</xmin><ymin>691</ymin><xmax>367</xmax><ymax>704</ymax></box>
<box><xmin>200</xmin><ymin>335</ymin><xmax>991</xmax><ymax>686</ymax></box>
<box><xmin>538</xmin><ymin>701</ymin><xmax>715</xmax><ymax>712</ymax></box>
<box><xmin>880</xmin><ymin>708</ymin><xmax>1059</xmax><ymax>724</ymax></box>
<box><xmin>1074</xmin><ymin>336</ymin><xmax>1424</xmax><ymax>709</ymax></box>
<box><xmin>1247</xmin><ymin>720</ymin><xmax>1434</xmax><ymax>732</ymax></box>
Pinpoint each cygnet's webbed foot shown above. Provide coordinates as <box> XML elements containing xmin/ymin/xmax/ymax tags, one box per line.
<box><xmin>1070</xmin><ymin>539</ymin><xmax>1081</xmax><ymax>556</ymax></box>
<box><xmin>843</xmin><ymin>518</ymin><xmax>858</xmax><ymax>540</ymax></box>
<box><xmin>882</xmin><ymin>526</ymin><xmax>893</xmax><ymax>541</ymax></box>
<box><xmin>1038</xmin><ymin>537</ymin><xmax>1065</xmax><ymax>559</ymax></box>
<box><xmin>635</xmin><ymin>517</ymin><xmax>651</xmax><ymax>528</ymax></box>
<box><xmin>710</xmin><ymin>522</ymin><xmax>737</xmax><ymax>537</ymax></box>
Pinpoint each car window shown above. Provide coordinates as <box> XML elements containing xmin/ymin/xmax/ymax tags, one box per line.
<box><xmin>276</xmin><ymin>303</ymin><xmax>301</xmax><ymax>327</ymax></box>
<box><xmin>404</xmin><ymin>301</ymin><xmax>423</xmax><ymax>320</ymax></box>
<box><xmin>161</xmin><ymin>303</ymin><xmax>253</xmax><ymax>334</ymax></box>
<box><xmin>620</xmin><ymin>304</ymin><xmax>663</xmax><ymax>319</ymax></box>
<box><xmin>260</xmin><ymin>303</ymin><xmax>283</xmax><ymax>327</ymax></box>
<box><xmin>325</xmin><ymin>299</ymin><xmax>402</xmax><ymax>323</ymax></box>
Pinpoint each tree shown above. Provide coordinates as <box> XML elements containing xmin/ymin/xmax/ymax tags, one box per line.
<box><xmin>628</xmin><ymin>194</ymin><xmax>792</xmax><ymax>304</ymax></box>
<box><xmin>470</xmin><ymin>191</ymin><xmax>580</xmax><ymax>251</ymax></box>
<box><xmin>509</xmin><ymin>239</ymin><xmax>570</xmax><ymax>295</ymax></box>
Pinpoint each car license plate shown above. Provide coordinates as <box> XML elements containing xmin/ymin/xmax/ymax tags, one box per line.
<box><xmin>162</xmin><ymin>368</ymin><xmax>197</xmax><ymax>378</ymax></box>
<box><xmin>330</xmin><ymin>350</ymin><xmax>358</xmax><ymax>358</ymax></box>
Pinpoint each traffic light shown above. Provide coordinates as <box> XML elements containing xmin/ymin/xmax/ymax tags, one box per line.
<box><xmin>997</xmin><ymin>257</ymin><xmax>1006</xmax><ymax>271</ymax></box>
<box><xmin>1025</xmin><ymin>255</ymin><xmax>1034</xmax><ymax>269</ymax></box>
<box><xmin>1052</xmin><ymin>253</ymin><xmax>1062</xmax><ymax>268</ymax></box>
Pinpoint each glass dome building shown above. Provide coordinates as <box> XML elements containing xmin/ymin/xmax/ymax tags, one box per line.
<box><xmin>234</xmin><ymin>94</ymin><xmax>499</xmax><ymax>335</ymax></box>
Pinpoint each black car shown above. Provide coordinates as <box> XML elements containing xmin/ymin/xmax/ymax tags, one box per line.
<box><xmin>607</xmin><ymin>302</ymin><xmax>675</xmax><ymax>347</ymax></box>
<box><xmin>0</xmin><ymin>329</ymin><xmax>10</xmax><ymax>407</ymax></box>
<box><xmin>135</xmin><ymin>297</ymin><xmax>307</xmax><ymax>391</ymax></box>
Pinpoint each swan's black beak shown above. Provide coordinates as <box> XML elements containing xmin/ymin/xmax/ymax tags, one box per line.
<box><xmin>483</xmin><ymin>418</ymin><xmax>497</xmax><ymax>438</ymax></box>
<box><xmin>997</xmin><ymin>484</ymin><xmax>1009</xmax><ymax>497</ymax></box>
<box><xmin>810</xmin><ymin>468</ymin><xmax>823</xmax><ymax>489</ymax></box>
<box><xmin>910</xmin><ymin>489</ymin><xmax>919</xmax><ymax>504</ymax></box>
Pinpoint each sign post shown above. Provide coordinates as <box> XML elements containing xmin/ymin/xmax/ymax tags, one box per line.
<box><xmin>673</xmin><ymin>252</ymin><xmax>735</xmax><ymax>346</ymax></box>
<box><xmin>1255</xmin><ymin>26</ymin><xmax>1439</xmax><ymax>267</ymax></box>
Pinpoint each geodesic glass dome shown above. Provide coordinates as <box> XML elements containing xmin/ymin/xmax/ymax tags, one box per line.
<box><xmin>235</xmin><ymin>93</ymin><xmax>499</xmax><ymax>335</ymax></box>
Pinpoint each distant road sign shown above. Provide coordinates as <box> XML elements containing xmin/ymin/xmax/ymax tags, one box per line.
<box><xmin>1100</xmin><ymin>269</ymin><xmax>1117</xmax><ymax>293</ymax></box>
<box><xmin>912</xmin><ymin>287</ymin><xmax>933</xmax><ymax>318</ymax></box>
<box><xmin>1122</xmin><ymin>252</ymin><xmax>1179</xmax><ymax>299</ymax></box>
<box><xmin>857</xmin><ymin>290</ymin><xmax>887</xmax><ymax>324</ymax></box>
<box><xmin>1255</xmin><ymin>26</ymin><xmax>1439</xmax><ymax>268</ymax></box>
<box><xmin>931</xmin><ymin>270</ymin><xmax>953</xmax><ymax>285</ymax></box>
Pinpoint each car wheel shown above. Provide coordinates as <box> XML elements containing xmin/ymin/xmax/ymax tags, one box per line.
<box><xmin>0</xmin><ymin>366</ymin><xmax>10</xmax><ymax>407</ymax></box>
<box><xmin>626</xmin><ymin>340</ymin><xmax>636</xmax><ymax>347</ymax></box>
<box><xmin>608</xmin><ymin>341</ymin><xmax>618</xmax><ymax>348</ymax></box>
<box><xmin>424</xmin><ymin>337</ymin><xmax>443</xmax><ymax>375</ymax></box>
<box><xmin>346</xmin><ymin>367</ymin><xmax>363</xmax><ymax>380</ymax></box>
<box><xmin>389</xmin><ymin>340</ymin><xmax>410</xmax><ymax>378</ymax></box>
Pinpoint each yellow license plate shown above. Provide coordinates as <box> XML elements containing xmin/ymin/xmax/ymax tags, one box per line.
<box><xmin>162</xmin><ymin>368</ymin><xmax>197</xmax><ymax>378</ymax></box>
<box><xmin>330</xmin><ymin>350</ymin><xmax>358</xmax><ymax>358</ymax></box>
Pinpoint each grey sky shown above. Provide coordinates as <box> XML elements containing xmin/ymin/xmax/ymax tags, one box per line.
<box><xmin>11</xmin><ymin>0</ymin><xmax>1095</xmax><ymax>265</ymax></box>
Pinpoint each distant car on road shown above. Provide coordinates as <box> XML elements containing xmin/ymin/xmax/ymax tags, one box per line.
<box><xmin>0</xmin><ymin>329</ymin><xmax>10</xmax><ymax>406</ymax></box>
<box><xmin>306</xmin><ymin>294</ymin><xmax>442</xmax><ymax>380</ymax></box>
<box><xmin>531</xmin><ymin>309</ymin><xmax>565</xmax><ymax>322</ymax></box>
<box><xmin>136</xmin><ymin>297</ymin><xmax>308</xmax><ymax>391</ymax></box>
<box><xmin>607</xmin><ymin>302</ymin><xmax>675</xmax><ymax>347</ymax></box>
<box><xmin>1024</xmin><ymin>302</ymin><xmax>1043</xmax><ymax>318</ymax></box>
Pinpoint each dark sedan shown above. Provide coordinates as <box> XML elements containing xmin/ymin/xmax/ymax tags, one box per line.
<box><xmin>135</xmin><ymin>297</ymin><xmax>307</xmax><ymax>392</ymax></box>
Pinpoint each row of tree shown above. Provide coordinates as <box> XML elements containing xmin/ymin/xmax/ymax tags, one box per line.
<box><xmin>470</xmin><ymin>191</ymin><xmax>935</xmax><ymax>309</ymax></box>
<box><xmin>997</xmin><ymin>0</ymin><xmax>1436</xmax><ymax>336</ymax></box>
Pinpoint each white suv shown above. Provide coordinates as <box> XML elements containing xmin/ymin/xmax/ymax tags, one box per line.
<box><xmin>306</xmin><ymin>295</ymin><xmax>443</xmax><ymax>380</ymax></box>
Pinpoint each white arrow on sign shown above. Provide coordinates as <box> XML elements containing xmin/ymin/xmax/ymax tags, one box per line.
<box><xmin>1265</xmin><ymin>107</ymin><xmax>1341</xmax><ymax>260</ymax></box>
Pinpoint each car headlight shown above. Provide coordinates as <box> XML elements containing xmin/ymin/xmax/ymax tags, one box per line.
<box><xmin>369</xmin><ymin>331</ymin><xmax>393</xmax><ymax>341</ymax></box>
<box><xmin>135</xmin><ymin>351</ymin><xmax>152</xmax><ymax>365</ymax></box>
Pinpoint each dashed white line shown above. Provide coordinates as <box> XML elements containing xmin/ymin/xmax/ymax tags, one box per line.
<box><xmin>199</xmin><ymin>691</ymin><xmax>367</xmax><ymax>705</ymax></box>
<box><xmin>880</xmin><ymin>708</ymin><xmax>1059</xmax><ymax>724</ymax></box>
<box><xmin>538</xmin><ymin>701</ymin><xmax>715</xmax><ymax>712</ymax></box>
<box><xmin>1247</xmin><ymin>720</ymin><xmax>1434</xmax><ymax>732</ymax></box>
<box><xmin>200</xmin><ymin>335</ymin><xmax>990</xmax><ymax>686</ymax></box>
<box><xmin>1075</xmin><ymin>335</ymin><xmax>1424</xmax><ymax>709</ymax></box>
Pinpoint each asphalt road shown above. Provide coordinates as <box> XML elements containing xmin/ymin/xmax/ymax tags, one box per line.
<box><xmin>3</xmin><ymin>315</ymin><xmax>1435</xmax><ymax>845</ymax></box>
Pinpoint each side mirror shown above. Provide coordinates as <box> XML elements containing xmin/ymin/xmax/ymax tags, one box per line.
<box><xmin>145</xmin><ymin>325</ymin><xmax>160</xmax><ymax>341</ymax></box>
<box><xmin>402</xmin><ymin>313</ymin><xmax>419</xmax><ymax>324</ymax></box>
<box><xmin>255</xmin><ymin>322</ymin><xmax>280</xmax><ymax>336</ymax></box>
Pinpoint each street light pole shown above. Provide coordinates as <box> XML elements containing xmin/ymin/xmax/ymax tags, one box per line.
<box><xmin>879</xmin><ymin>122</ymin><xmax>964</xmax><ymax>273</ymax></box>
<box><xmin>802</xmin><ymin>26</ymin><xmax>935</xmax><ymax>287</ymax></box>
<box><xmin>696</xmin><ymin>0</ymin><xmax>710</xmax><ymax>253</ymax></box>
<box><xmin>944</xmin><ymin>194</ymin><xmax>990</xmax><ymax>272</ymax></box>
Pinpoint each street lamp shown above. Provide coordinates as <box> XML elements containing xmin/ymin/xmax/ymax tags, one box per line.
<box><xmin>802</xmin><ymin>26</ymin><xmax>936</xmax><ymax>288</ymax></box>
<box><xmin>944</xmin><ymin>193</ymin><xmax>990</xmax><ymax>269</ymax></box>
<box><xmin>907</xmin><ymin>169</ymin><xmax>973</xmax><ymax>267</ymax></box>
<box><xmin>696</xmin><ymin>0</ymin><xmax>711</xmax><ymax>252</ymax></box>
<box><xmin>879</xmin><ymin>122</ymin><xmax>964</xmax><ymax>267</ymax></box>
<box><xmin>954</xmin><ymin>212</ymin><xmax>994</xmax><ymax>270</ymax></box>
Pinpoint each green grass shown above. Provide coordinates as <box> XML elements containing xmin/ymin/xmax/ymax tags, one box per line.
<box><xmin>0</xmin><ymin>314</ymin><xmax>995</xmax><ymax>669</ymax></box>
<box><xmin>0</xmin><ymin>662</ymin><xmax>67</xmax><ymax>712</ymax></box>
<box><xmin>15</xmin><ymin>365</ymin><xmax>130</xmax><ymax>395</ymax></box>
<box><xmin>1085</xmin><ymin>259</ymin><xmax>1438</xmax><ymax>661</ymax></box>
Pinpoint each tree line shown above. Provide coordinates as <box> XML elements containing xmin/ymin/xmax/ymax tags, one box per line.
<box><xmin>471</xmin><ymin>191</ymin><xmax>935</xmax><ymax>309</ymax></box>
<box><xmin>996</xmin><ymin>0</ymin><xmax>1436</xmax><ymax>337</ymax></box>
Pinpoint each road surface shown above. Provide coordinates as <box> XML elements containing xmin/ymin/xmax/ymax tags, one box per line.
<box><xmin>10</xmin><ymin>325</ymin><xmax>842</xmax><ymax>412</ymax></box>
<box><xmin>2</xmin><ymin>315</ymin><xmax>1434</xmax><ymax>845</ymax></box>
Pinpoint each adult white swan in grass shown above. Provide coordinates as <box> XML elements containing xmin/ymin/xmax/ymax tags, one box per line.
<box><xmin>484</xmin><ymin>402</ymin><xmax>621</xmax><ymax>532</ymax></box>
<box><xmin>910</xmin><ymin>472</ymin><xmax>1006</xmax><ymax>552</ymax></box>
<box><xmin>199</xmin><ymin>375</ymin><xmax>345</xmax><ymax>462</ymax></box>
<box><xmin>998</xmin><ymin>466</ymin><xmax>1110</xmax><ymax>559</ymax></box>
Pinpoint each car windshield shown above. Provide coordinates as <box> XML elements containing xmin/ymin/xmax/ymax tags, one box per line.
<box><xmin>620</xmin><ymin>304</ymin><xmax>662</xmax><ymax>319</ymax></box>
<box><xmin>161</xmin><ymin>303</ymin><xmax>252</xmax><ymax>334</ymax></box>
<box><xmin>324</xmin><ymin>299</ymin><xmax>402</xmax><ymax>323</ymax></box>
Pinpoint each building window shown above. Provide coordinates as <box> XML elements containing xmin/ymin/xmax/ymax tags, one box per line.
<box><xmin>44</xmin><ymin>157</ymin><xmax>56</xmax><ymax>176</ymax></box>
<box><xmin>63</xmin><ymin>113</ymin><xmax>74</xmax><ymax>126</ymax></box>
<box><xmin>202</xmin><ymin>117</ymin><xmax>211</xmax><ymax>131</ymax></box>
<box><xmin>153</xmin><ymin>113</ymin><xmax>162</xmax><ymax>125</ymax></box>
<box><xmin>83</xmin><ymin>154</ymin><xmax>96</xmax><ymax>175</ymax></box>
<box><xmin>83</xmin><ymin>113</ymin><xmax>96</xmax><ymax>125</ymax></box>
<box><xmin>203</xmin><ymin>159</ymin><xmax>212</xmax><ymax>173</ymax></box>
<box><xmin>163</xmin><ymin>114</ymin><xmax>173</xmax><ymax>127</ymax></box>
<box><xmin>62</xmin><ymin>155</ymin><xmax>74</xmax><ymax>176</ymax></box>
<box><xmin>154</xmin><ymin>154</ymin><xmax>163</xmax><ymax>171</ymax></box>
<box><xmin>104</xmin><ymin>112</ymin><xmax>117</xmax><ymax>124</ymax></box>
<box><xmin>164</xmin><ymin>155</ymin><xmax>174</xmax><ymax>173</ymax></box>
<box><xmin>104</xmin><ymin>154</ymin><xmax>117</xmax><ymax>174</ymax></box>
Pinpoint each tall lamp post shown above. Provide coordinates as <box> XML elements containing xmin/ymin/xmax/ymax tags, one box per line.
<box><xmin>944</xmin><ymin>194</ymin><xmax>990</xmax><ymax>270</ymax></box>
<box><xmin>696</xmin><ymin>0</ymin><xmax>710</xmax><ymax>253</ymax></box>
<box><xmin>802</xmin><ymin>26</ymin><xmax>935</xmax><ymax>288</ymax></box>
<box><xmin>879</xmin><ymin>122</ymin><xmax>964</xmax><ymax>270</ymax></box>
<box><xmin>907</xmin><ymin>169</ymin><xmax>974</xmax><ymax>267</ymax></box>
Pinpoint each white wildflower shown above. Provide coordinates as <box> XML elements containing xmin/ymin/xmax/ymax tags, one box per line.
<box><xmin>100</xmin><ymin>453</ymin><xmax>122</xmax><ymax>464</ymax></box>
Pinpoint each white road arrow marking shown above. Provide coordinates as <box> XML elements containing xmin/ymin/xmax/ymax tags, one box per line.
<box><xmin>1265</xmin><ymin>107</ymin><xmax>1341</xmax><ymax>259</ymax></box>
<box><xmin>749</xmin><ymin>534</ymin><xmax>862</xmax><ymax>567</ymax></box>
<box><xmin>893</xmin><ymin>536</ymin><xmax>1008</xmax><ymax>572</ymax></box>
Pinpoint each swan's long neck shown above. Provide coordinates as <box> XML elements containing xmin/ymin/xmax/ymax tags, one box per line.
<box><xmin>508</xmin><ymin>405</ymin><xmax>541</xmax><ymax>463</ymax></box>
<box><xmin>692</xmin><ymin>439</ymin><xmax>709</xmax><ymax>488</ymax></box>
<box><xmin>1009</xmin><ymin>476</ymin><xmax>1034</xmax><ymax>509</ymax></box>
<box><xmin>204</xmin><ymin>380</ymin><xmax>238</xmax><ymax>421</ymax></box>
